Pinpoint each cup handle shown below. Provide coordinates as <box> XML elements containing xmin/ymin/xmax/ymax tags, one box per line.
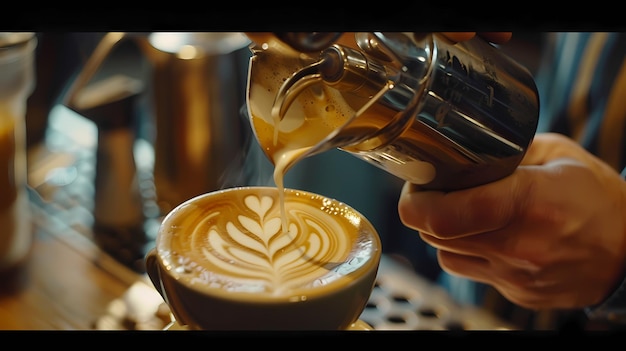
<box><xmin>145</xmin><ymin>248</ymin><xmax>165</xmax><ymax>299</ymax></box>
<box><xmin>145</xmin><ymin>248</ymin><xmax>190</xmax><ymax>328</ymax></box>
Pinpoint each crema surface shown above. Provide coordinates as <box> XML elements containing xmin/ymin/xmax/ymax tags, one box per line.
<box><xmin>157</xmin><ymin>187</ymin><xmax>379</xmax><ymax>299</ymax></box>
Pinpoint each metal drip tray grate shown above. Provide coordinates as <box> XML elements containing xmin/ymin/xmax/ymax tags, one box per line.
<box><xmin>361</xmin><ymin>255</ymin><xmax>514</xmax><ymax>330</ymax></box>
<box><xmin>91</xmin><ymin>255</ymin><xmax>514</xmax><ymax>331</ymax></box>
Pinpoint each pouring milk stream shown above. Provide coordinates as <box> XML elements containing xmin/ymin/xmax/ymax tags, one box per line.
<box><xmin>245</xmin><ymin>32</ymin><xmax>540</xmax><ymax>234</ymax></box>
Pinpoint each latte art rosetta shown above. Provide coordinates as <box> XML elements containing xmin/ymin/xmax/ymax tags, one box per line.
<box><xmin>162</xmin><ymin>188</ymin><xmax>375</xmax><ymax>296</ymax></box>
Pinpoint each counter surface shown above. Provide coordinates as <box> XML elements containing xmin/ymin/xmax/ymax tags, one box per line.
<box><xmin>0</xmin><ymin>105</ymin><xmax>514</xmax><ymax>331</ymax></box>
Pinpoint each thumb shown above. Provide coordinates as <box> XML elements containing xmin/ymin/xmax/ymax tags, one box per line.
<box><xmin>521</xmin><ymin>133</ymin><xmax>583</xmax><ymax>166</ymax></box>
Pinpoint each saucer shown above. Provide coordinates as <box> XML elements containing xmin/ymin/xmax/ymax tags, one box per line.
<box><xmin>163</xmin><ymin>319</ymin><xmax>373</xmax><ymax>331</ymax></box>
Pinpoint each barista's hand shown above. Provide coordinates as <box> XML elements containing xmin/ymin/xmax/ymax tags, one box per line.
<box><xmin>398</xmin><ymin>132</ymin><xmax>626</xmax><ymax>310</ymax></box>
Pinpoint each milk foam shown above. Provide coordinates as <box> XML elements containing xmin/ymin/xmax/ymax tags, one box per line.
<box><xmin>247</xmin><ymin>42</ymin><xmax>358</xmax><ymax>165</ymax></box>
<box><xmin>160</xmin><ymin>188</ymin><xmax>376</xmax><ymax>297</ymax></box>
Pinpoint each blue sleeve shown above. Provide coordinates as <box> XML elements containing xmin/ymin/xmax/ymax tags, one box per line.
<box><xmin>584</xmin><ymin>166</ymin><xmax>626</xmax><ymax>323</ymax></box>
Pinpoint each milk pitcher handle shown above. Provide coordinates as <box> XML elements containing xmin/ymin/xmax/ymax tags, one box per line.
<box><xmin>145</xmin><ymin>248</ymin><xmax>165</xmax><ymax>299</ymax></box>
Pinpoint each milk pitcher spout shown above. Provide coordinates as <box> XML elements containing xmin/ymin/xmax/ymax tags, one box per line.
<box><xmin>247</xmin><ymin>32</ymin><xmax>539</xmax><ymax>191</ymax></box>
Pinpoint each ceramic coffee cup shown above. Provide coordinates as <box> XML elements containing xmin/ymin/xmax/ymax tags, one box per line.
<box><xmin>145</xmin><ymin>186</ymin><xmax>381</xmax><ymax>330</ymax></box>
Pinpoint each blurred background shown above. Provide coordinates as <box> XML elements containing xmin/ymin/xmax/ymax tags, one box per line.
<box><xmin>2</xmin><ymin>32</ymin><xmax>599</xmax><ymax>331</ymax></box>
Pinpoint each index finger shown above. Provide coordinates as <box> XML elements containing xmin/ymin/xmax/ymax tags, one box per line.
<box><xmin>398</xmin><ymin>173</ymin><xmax>526</xmax><ymax>238</ymax></box>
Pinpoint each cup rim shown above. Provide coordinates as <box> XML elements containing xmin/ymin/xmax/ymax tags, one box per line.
<box><xmin>153</xmin><ymin>186</ymin><xmax>382</xmax><ymax>302</ymax></box>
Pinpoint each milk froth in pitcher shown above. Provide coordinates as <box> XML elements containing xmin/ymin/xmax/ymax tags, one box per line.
<box><xmin>246</xmin><ymin>32</ymin><xmax>539</xmax><ymax>191</ymax></box>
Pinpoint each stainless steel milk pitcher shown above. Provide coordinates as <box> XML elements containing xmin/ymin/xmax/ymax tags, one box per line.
<box><xmin>248</xmin><ymin>32</ymin><xmax>539</xmax><ymax>190</ymax></box>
